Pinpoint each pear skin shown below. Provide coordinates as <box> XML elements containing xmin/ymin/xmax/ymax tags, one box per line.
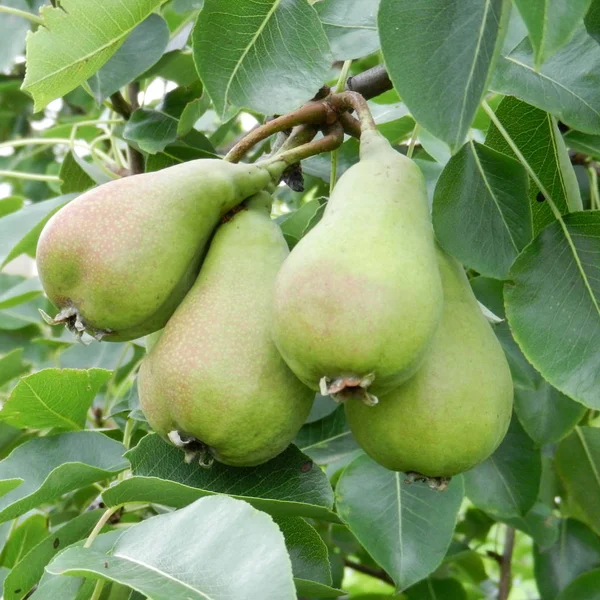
<box><xmin>272</xmin><ymin>129</ymin><xmax>443</xmax><ymax>403</ymax></box>
<box><xmin>36</xmin><ymin>159</ymin><xmax>278</xmax><ymax>341</ymax></box>
<box><xmin>138</xmin><ymin>192</ymin><xmax>314</xmax><ymax>467</ymax></box>
<box><xmin>345</xmin><ymin>248</ymin><xmax>514</xmax><ymax>478</ymax></box>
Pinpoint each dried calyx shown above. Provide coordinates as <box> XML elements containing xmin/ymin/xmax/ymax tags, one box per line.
<box><xmin>404</xmin><ymin>471</ymin><xmax>451</xmax><ymax>492</ymax></box>
<box><xmin>167</xmin><ymin>430</ymin><xmax>215</xmax><ymax>468</ymax></box>
<box><xmin>320</xmin><ymin>373</ymin><xmax>379</xmax><ymax>406</ymax></box>
<box><xmin>39</xmin><ymin>303</ymin><xmax>112</xmax><ymax>342</ymax></box>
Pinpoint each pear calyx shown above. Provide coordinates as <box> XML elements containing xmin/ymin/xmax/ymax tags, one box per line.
<box><xmin>404</xmin><ymin>471</ymin><xmax>451</xmax><ymax>492</ymax></box>
<box><xmin>167</xmin><ymin>430</ymin><xmax>215</xmax><ymax>468</ymax></box>
<box><xmin>319</xmin><ymin>374</ymin><xmax>379</xmax><ymax>406</ymax></box>
<box><xmin>39</xmin><ymin>304</ymin><xmax>112</xmax><ymax>342</ymax></box>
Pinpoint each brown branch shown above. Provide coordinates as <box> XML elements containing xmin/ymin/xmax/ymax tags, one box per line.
<box><xmin>126</xmin><ymin>82</ymin><xmax>145</xmax><ymax>175</ymax></box>
<box><xmin>498</xmin><ymin>526</ymin><xmax>515</xmax><ymax>600</ymax></box>
<box><xmin>346</xmin><ymin>64</ymin><xmax>394</xmax><ymax>100</ymax></box>
<box><xmin>344</xmin><ymin>558</ymin><xmax>394</xmax><ymax>585</ymax></box>
<box><xmin>109</xmin><ymin>92</ymin><xmax>132</xmax><ymax>119</ymax></box>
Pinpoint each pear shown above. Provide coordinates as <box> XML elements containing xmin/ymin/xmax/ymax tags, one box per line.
<box><xmin>36</xmin><ymin>159</ymin><xmax>279</xmax><ymax>342</ymax></box>
<box><xmin>272</xmin><ymin>129</ymin><xmax>443</xmax><ymax>404</ymax></box>
<box><xmin>137</xmin><ymin>192</ymin><xmax>314</xmax><ymax>467</ymax></box>
<box><xmin>345</xmin><ymin>248</ymin><xmax>514</xmax><ymax>479</ymax></box>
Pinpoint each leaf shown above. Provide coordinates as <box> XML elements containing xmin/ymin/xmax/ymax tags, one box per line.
<box><xmin>405</xmin><ymin>577</ymin><xmax>467</xmax><ymax>600</ymax></box>
<box><xmin>47</xmin><ymin>496</ymin><xmax>297</xmax><ymax>600</ymax></box>
<box><xmin>565</xmin><ymin>130</ymin><xmax>600</xmax><ymax>160</ymax></box>
<box><xmin>22</xmin><ymin>0</ymin><xmax>167</xmax><ymax>111</ymax></box>
<box><xmin>491</xmin><ymin>26</ymin><xmax>600</xmax><ymax>135</ymax></box>
<box><xmin>102</xmin><ymin>434</ymin><xmax>338</xmax><ymax>521</ymax></box>
<box><xmin>0</xmin><ymin>431</ymin><xmax>127</xmax><ymax>524</ymax></box>
<box><xmin>534</xmin><ymin>519</ymin><xmax>600</xmax><ymax>600</ymax></box>
<box><xmin>464</xmin><ymin>416</ymin><xmax>542</xmax><ymax>519</ymax></box>
<box><xmin>433</xmin><ymin>140</ymin><xmax>531</xmax><ymax>279</ymax></box>
<box><xmin>1</xmin><ymin>369</ymin><xmax>111</xmax><ymax>431</ymax></box>
<box><xmin>87</xmin><ymin>14</ymin><xmax>170</xmax><ymax>103</ymax></box>
<box><xmin>295</xmin><ymin>405</ymin><xmax>362</xmax><ymax>467</ymax></box>
<box><xmin>315</xmin><ymin>0</ymin><xmax>381</xmax><ymax>60</ymax></box>
<box><xmin>0</xmin><ymin>0</ymin><xmax>31</xmax><ymax>72</ymax></box>
<box><xmin>0</xmin><ymin>514</ymin><xmax>47</xmax><ymax>568</ymax></box>
<box><xmin>279</xmin><ymin>200</ymin><xmax>324</xmax><ymax>248</ymax></box>
<box><xmin>3</xmin><ymin>510</ymin><xmax>104</xmax><ymax>600</ymax></box>
<box><xmin>0</xmin><ymin>194</ymin><xmax>75</xmax><ymax>268</ymax></box>
<box><xmin>58</xmin><ymin>343</ymin><xmax>133</xmax><ymax>370</ymax></box>
<box><xmin>122</xmin><ymin>109</ymin><xmax>179</xmax><ymax>154</ymax></box>
<box><xmin>504</xmin><ymin>211</ymin><xmax>600</xmax><ymax>409</ymax></box>
<box><xmin>58</xmin><ymin>152</ymin><xmax>97</xmax><ymax>195</ymax></box>
<box><xmin>140</xmin><ymin>50</ymin><xmax>199</xmax><ymax>87</ymax></box>
<box><xmin>335</xmin><ymin>455</ymin><xmax>464</xmax><ymax>591</ymax></box>
<box><xmin>378</xmin><ymin>0</ymin><xmax>508</xmax><ymax>152</ymax></box>
<box><xmin>485</xmin><ymin>96</ymin><xmax>582</xmax><ymax>235</ymax></box>
<box><xmin>0</xmin><ymin>349</ymin><xmax>30</xmax><ymax>388</ymax></box>
<box><xmin>586</xmin><ymin>0</ymin><xmax>600</xmax><ymax>43</ymax></box>
<box><xmin>514</xmin><ymin>379</ymin><xmax>587</xmax><ymax>445</ymax></box>
<box><xmin>556</xmin><ymin>569</ymin><xmax>600</xmax><ymax>600</ymax></box>
<box><xmin>0</xmin><ymin>197</ymin><xmax>24</xmax><ymax>219</ymax></box>
<box><xmin>0</xmin><ymin>278</ymin><xmax>43</xmax><ymax>310</ymax></box>
<box><xmin>192</xmin><ymin>0</ymin><xmax>332</xmax><ymax>116</ymax></box>
<box><xmin>556</xmin><ymin>427</ymin><xmax>600</xmax><ymax>535</ymax></box>
<box><xmin>274</xmin><ymin>516</ymin><xmax>337</xmax><ymax>594</ymax></box>
<box><xmin>503</xmin><ymin>501</ymin><xmax>560</xmax><ymax>551</ymax></box>
<box><xmin>513</xmin><ymin>0</ymin><xmax>592</xmax><ymax>68</ymax></box>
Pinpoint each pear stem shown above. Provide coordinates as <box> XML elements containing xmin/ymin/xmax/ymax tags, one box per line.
<box><xmin>0</xmin><ymin>170</ymin><xmax>61</xmax><ymax>183</ymax></box>
<box><xmin>263</xmin><ymin>121</ymin><xmax>344</xmax><ymax>174</ymax></box>
<box><xmin>330</xmin><ymin>91</ymin><xmax>377</xmax><ymax>133</ymax></box>
<box><xmin>0</xmin><ymin>5</ymin><xmax>44</xmax><ymax>25</ymax></box>
<box><xmin>224</xmin><ymin>101</ymin><xmax>336</xmax><ymax>163</ymax></box>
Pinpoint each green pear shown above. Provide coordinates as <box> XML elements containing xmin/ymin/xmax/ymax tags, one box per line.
<box><xmin>272</xmin><ymin>129</ymin><xmax>443</xmax><ymax>404</ymax></box>
<box><xmin>36</xmin><ymin>159</ymin><xmax>280</xmax><ymax>342</ymax></box>
<box><xmin>137</xmin><ymin>192</ymin><xmax>314</xmax><ymax>467</ymax></box>
<box><xmin>345</xmin><ymin>248</ymin><xmax>514</xmax><ymax>479</ymax></box>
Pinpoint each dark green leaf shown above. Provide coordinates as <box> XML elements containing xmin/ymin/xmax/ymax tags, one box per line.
<box><xmin>486</xmin><ymin>96</ymin><xmax>582</xmax><ymax>235</ymax></box>
<box><xmin>535</xmin><ymin>519</ymin><xmax>600</xmax><ymax>600</ymax></box>
<box><xmin>379</xmin><ymin>0</ymin><xmax>508</xmax><ymax>151</ymax></box>
<box><xmin>0</xmin><ymin>349</ymin><xmax>30</xmax><ymax>388</ymax></box>
<box><xmin>0</xmin><ymin>514</ymin><xmax>47</xmax><ymax>568</ymax></box>
<box><xmin>556</xmin><ymin>427</ymin><xmax>600</xmax><ymax>535</ymax></box>
<box><xmin>433</xmin><ymin>140</ymin><xmax>531</xmax><ymax>279</ymax></box>
<box><xmin>556</xmin><ymin>569</ymin><xmax>600</xmax><ymax>600</ymax></box>
<box><xmin>586</xmin><ymin>0</ymin><xmax>600</xmax><ymax>43</ymax></box>
<box><xmin>102</xmin><ymin>434</ymin><xmax>338</xmax><ymax>521</ymax></box>
<box><xmin>464</xmin><ymin>416</ymin><xmax>541</xmax><ymax>518</ymax></box>
<box><xmin>59</xmin><ymin>152</ymin><xmax>96</xmax><ymax>195</ymax></box>
<box><xmin>505</xmin><ymin>212</ymin><xmax>600</xmax><ymax>409</ymax></box>
<box><xmin>565</xmin><ymin>130</ymin><xmax>600</xmax><ymax>160</ymax></box>
<box><xmin>192</xmin><ymin>0</ymin><xmax>332</xmax><ymax>116</ymax></box>
<box><xmin>336</xmin><ymin>455</ymin><xmax>464</xmax><ymax>591</ymax></box>
<box><xmin>123</xmin><ymin>109</ymin><xmax>178</xmax><ymax>154</ymax></box>
<box><xmin>405</xmin><ymin>577</ymin><xmax>467</xmax><ymax>600</ymax></box>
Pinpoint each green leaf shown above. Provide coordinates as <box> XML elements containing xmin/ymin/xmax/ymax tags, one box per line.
<box><xmin>144</xmin><ymin>132</ymin><xmax>217</xmax><ymax>172</ymax></box>
<box><xmin>58</xmin><ymin>152</ymin><xmax>97</xmax><ymax>195</ymax></box>
<box><xmin>335</xmin><ymin>455</ymin><xmax>464</xmax><ymax>591</ymax></box>
<box><xmin>485</xmin><ymin>96</ymin><xmax>582</xmax><ymax>235</ymax></box>
<box><xmin>295</xmin><ymin>405</ymin><xmax>362</xmax><ymax>467</ymax></box>
<box><xmin>586</xmin><ymin>0</ymin><xmax>600</xmax><ymax>43</ymax></box>
<box><xmin>0</xmin><ymin>431</ymin><xmax>127</xmax><ymax>524</ymax></box>
<box><xmin>274</xmin><ymin>516</ymin><xmax>334</xmax><ymax>591</ymax></box>
<box><xmin>58</xmin><ymin>342</ymin><xmax>133</xmax><ymax>370</ymax></box>
<box><xmin>140</xmin><ymin>50</ymin><xmax>199</xmax><ymax>87</ymax></box>
<box><xmin>513</xmin><ymin>0</ymin><xmax>592</xmax><ymax>68</ymax></box>
<box><xmin>0</xmin><ymin>197</ymin><xmax>24</xmax><ymax>219</ymax></box>
<box><xmin>491</xmin><ymin>26</ymin><xmax>600</xmax><ymax>135</ymax></box>
<box><xmin>279</xmin><ymin>200</ymin><xmax>324</xmax><ymax>248</ymax></box>
<box><xmin>22</xmin><ymin>0</ymin><xmax>167</xmax><ymax>111</ymax></box>
<box><xmin>0</xmin><ymin>514</ymin><xmax>47</xmax><ymax>568</ymax></box>
<box><xmin>514</xmin><ymin>379</ymin><xmax>587</xmax><ymax>445</ymax></box>
<box><xmin>102</xmin><ymin>434</ymin><xmax>338</xmax><ymax>521</ymax></box>
<box><xmin>464</xmin><ymin>416</ymin><xmax>541</xmax><ymax>519</ymax></box>
<box><xmin>405</xmin><ymin>577</ymin><xmax>467</xmax><ymax>600</ymax></box>
<box><xmin>0</xmin><ymin>349</ymin><xmax>30</xmax><ymax>388</ymax></box>
<box><xmin>433</xmin><ymin>140</ymin><xmax>531</xmax><ymax>279</ymax></box>
<box><xmin>0</xmin><ymin>368</ymin><xmax>111</xmax><ymax>431</ymax></box>
<box><xmin>534</xmin><ymin>519</ymin><xmax>600</xmax><ymax>600</ymax></box>
<box><xmin>47</xmin><ymin>496</ymin><xmax>297</xmax><ymax>600</ymax></box>
<box><xmin>192</xmin><ymin>0</ymin><xmax>332</xmax><ymax>116</ymax></box>
<box><xmin>0</xmin><ymin>277</ymin><xmax>43</xmax><ymax>310</ymax></box>
<box><xmin>565</xmin><ymin>130</ymin><xmax>600</xmax><ymax>160</ymax></box>
<box><xmin>556</xmin><ymin>569</ymin><xmax>600</xmax><ymax>600</ymax></box>
<box><xmin>315</xmin><ymin>0</ymin><xmax>381</xmax><ymax>60</ymax></box>
<box><xmin>378</xmin><ymin>0</ymin><xmax>508</xmax><ymax>151</ymax></box>
<box><xmin>556</xmin><ymin>427</ymin><xmax>600</xmax><ymax>535</ymax></box>
<box><xmin>123</xmin><ymin>109</ymin><xmax>178</xmax><ymax>154</ymax></box>
<box><xmin>0</xmin><ymin>193</ymin><xmax>75</xmax><ymax>268</ymax></box>
<box><xmin>3</xmin><ymin>510</ymin><xmax>104</xmax><ymax>600</ymax></box>
<box><xmin>504</xmin><ymin>212</ymin><xmax>600</xmax><ymax>409</ymax></box>
<box><xmin>87</xmin><ymin>14</ymin><xmax>170</xmax><ymax>103</ymax></box>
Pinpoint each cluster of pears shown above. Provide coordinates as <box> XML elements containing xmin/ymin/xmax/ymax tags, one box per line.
<box><xmin>37</xmin><ymin>125</ymin><xmax>513</xmax><ymax>480</ymax></box>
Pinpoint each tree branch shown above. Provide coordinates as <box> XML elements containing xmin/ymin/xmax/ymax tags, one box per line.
<box><xmin>344</xmin><ymin>558</ymin><xmax>394</xmax><ymax>585</ymax></box>
<box><xmin>346</xmin><ymin>64</ymin><xmax>394</xmax><ymax>100</ymax></box>
<box><xmin>498</xmin><ymin>526</ymin><xmax>515</xmax><ymax>600</ymax></box>
<box><xmin>126</xmin><ymin>83</ymin><xmax>145</xmax><ymax>175</ymax></box>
